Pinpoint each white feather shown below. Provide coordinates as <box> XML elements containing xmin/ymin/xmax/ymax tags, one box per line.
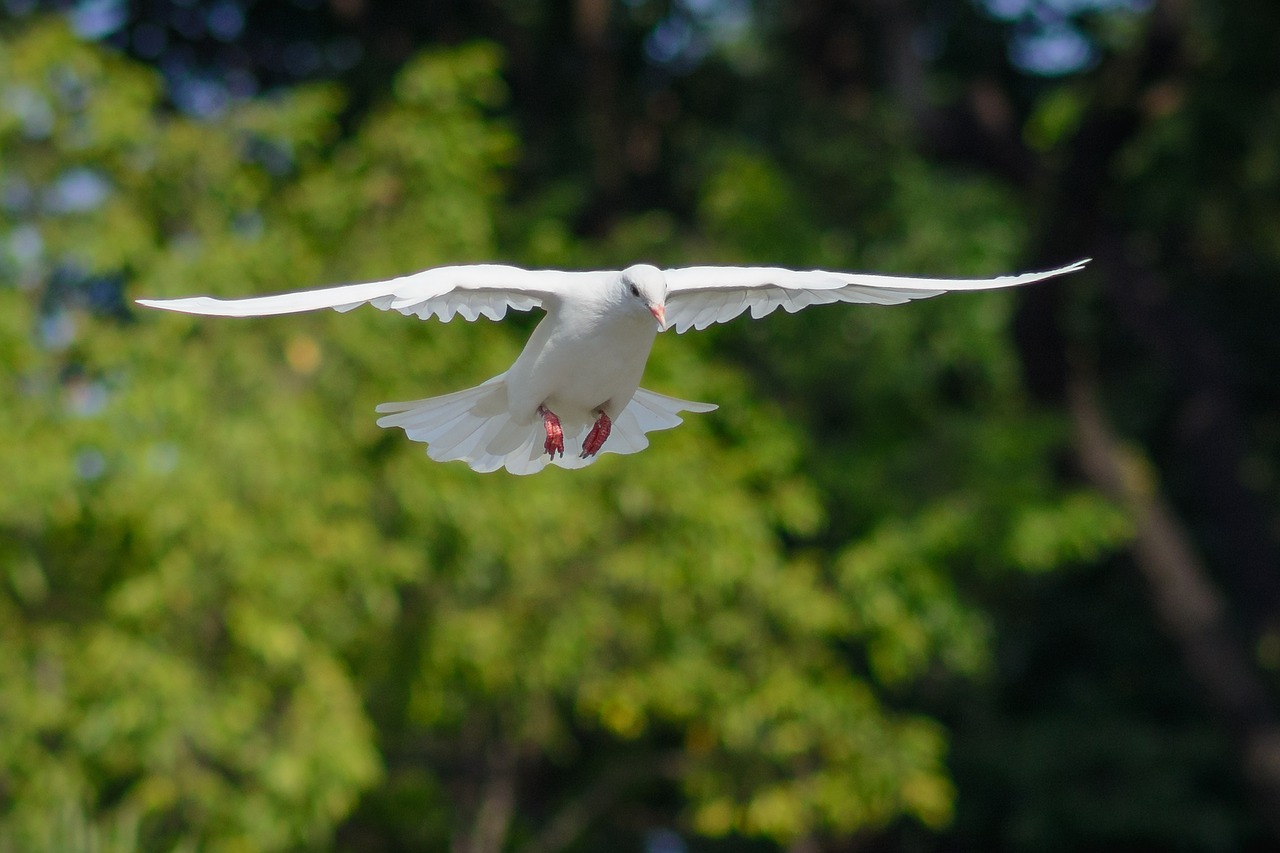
<box><xmin>375</xmin><ymin>377</ymin><xmax>716</xmax><ymax>475</ymax></box>
<box><xmin>662</xmin><ymin>259</ymin><xmax>1088</xmax><ymax>333</ymax></box>
<box><xmin>136</xmin><ymin>264</ymin><xmax>592</xmax><ymax>321</ymax></box>
<box><xmin>137</xmin><ymin>258</ymin><xmax>1086</xmax><ymax>473</ymax></box>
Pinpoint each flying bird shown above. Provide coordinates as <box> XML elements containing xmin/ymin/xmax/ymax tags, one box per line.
<box><xmin>137</xmin><ymin>259</ymin><xmax>1087</xmax><ymax>474</ymax></box>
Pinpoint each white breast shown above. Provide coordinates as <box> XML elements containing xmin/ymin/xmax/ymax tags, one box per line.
<box><xmin>505</xmin><ymin>303</ymin><xmax>658</xmax><ymax>429</ymax></box>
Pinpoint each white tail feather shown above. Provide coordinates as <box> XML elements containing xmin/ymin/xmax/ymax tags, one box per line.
<box><xmin>375</xmin><ymin>376</ymin><xmax>717</xmax><ymax>475</ymax></box>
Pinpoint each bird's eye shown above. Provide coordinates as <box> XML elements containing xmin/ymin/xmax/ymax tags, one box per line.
<box><xmin>628</xmin><ymin>282</ymin><xmax>640</xmax><ymax>298</ymax></box>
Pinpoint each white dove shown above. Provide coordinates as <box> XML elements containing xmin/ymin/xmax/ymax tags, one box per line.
<box><xmin>137</xmin><ymin>258</ymin><xmax>1087</xmax><ymax>474</ymax></box>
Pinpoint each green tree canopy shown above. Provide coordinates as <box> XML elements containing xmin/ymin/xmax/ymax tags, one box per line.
<box><xmin>6</xmin><ymin>2</ymin><xmax>1271</xmax><ymax>850</ymax></box>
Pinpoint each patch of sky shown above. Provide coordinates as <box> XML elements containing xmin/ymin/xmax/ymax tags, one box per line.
<box><xmin>4</xmin><ymin>86</ymin><xmax>55</xmax><ymax>140</ymax></box>
<box><xmin>985</xmin><ymin>0</ymin><xmax>1149</xmax><ymax>20</ymax></box>
<box><xmin>644</xmin><ymin>828</ymin><xmax>688</xmax><ymax>853</ymax></box>
<box><xmin>7</xmin><ymin>225</ymin><xmax>44</xmax><ymax>274</ymax></box>
<box><xmin>40</xmin><ymin>310</ymin><xmax>77</xmax><ymax>349</ymax></box>
<box><xmin>156</xmin><ymin>49</ymin><xmax>261</xmax><ymax>115</ymax></box>
<box><xmin>243</xmin><ymin>135</ymin><xmax>296</xmax><ymax>177</ymax></box>
<box><xmin>170</xmin><ymin>72</ymin><xmax>231</xmax><ymax>118</ymax></box>
<box><xmin>2</xmin><ymin>177</ymin><xmax>35</xmax><ymax>215</ymax></box>
<box><xmin>48</xmin><ymin>66</ymin><xmax>90</xmax><ymax>112</ymax></box>
<box><xmin>74</xmin><ymin>448</ymin><xmax>107</xmax><ymax>479</ymax></box>
<box><xmin>82</xmin><ymin>273</ymin><xmax>130</xmax><ymax>317</ymax></box>
<box><xmin>66</xmin><ymin>379</ymin><xmax>109</xmax><ymax>418</ymax></box>
<box><xmin>68</xmin><ymin>0</ymin><xmax>128</xmax><ymax>40</ymax></box>
<box><xmin>207</xmin><ymin>1</ymin><xmax>246</xmax><ymax>42</ymax></box>
<box><xmin>644</xmin><ymin>0</ymin><xmax>753</xmax><ymax>74</ymax></box>
<box><xmin>43</xmin><ymin>168</ymin><xmax>112</xmax><ymax>215</ymax></box>
<box><xmin>1011</xmin><ymin>20</ymin><xmax>1098</xmax><ymax>75</ymax></box>
<box><xmin>980</xmin><ymin>0</ymin><xmax>1151</xmax><ymax>76</ymax></box>
<box><xmin>646</xmin><ymin>14</ymin><xmax>704</xmax><ymax>69</ymax></box>
<box><xmin>232</xmin><ymin>211</ymin><xmax>265</xmax><ymax>239</ymax></box>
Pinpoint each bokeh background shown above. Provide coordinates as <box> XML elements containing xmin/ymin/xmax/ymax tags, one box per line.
<box><xmin>2</xmin><ymin>0</ymin><xmax>1279</xmax><ymax>850</ymax></box>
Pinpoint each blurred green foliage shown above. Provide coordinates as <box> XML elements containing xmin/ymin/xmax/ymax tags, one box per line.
<box><xmin>0</xmin><ymin>16</ymin><xmax>1140</xmax><ymax>853</ymax></box>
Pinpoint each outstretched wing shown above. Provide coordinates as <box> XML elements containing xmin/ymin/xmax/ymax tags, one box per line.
<box><xmin>136</xmin><ymin>264</ymin><xmax>598</xmax><ymax>323</ymax></box>
<box><xmin>661</xmin><ymin>259</ymin><xmax>1089</xmax><ymax>333</ymax></box>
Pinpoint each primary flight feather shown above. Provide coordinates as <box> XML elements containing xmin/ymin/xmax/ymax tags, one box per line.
<box><xmin>137</xmin><ymin>258</ymin><xmax>1088</xmax><ymax>474</ymax></box>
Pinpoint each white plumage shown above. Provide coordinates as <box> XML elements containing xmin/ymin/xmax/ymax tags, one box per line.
<box><xmin>137</xmin><ymin>258</ymin><xmax>1087</xmax><ymax>474</ymax></box>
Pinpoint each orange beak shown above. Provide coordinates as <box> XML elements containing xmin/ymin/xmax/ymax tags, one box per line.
<box><xmin>650</xmin><ymin>303</ymin><xmax>666</xmax><ymax>331</ymax></box>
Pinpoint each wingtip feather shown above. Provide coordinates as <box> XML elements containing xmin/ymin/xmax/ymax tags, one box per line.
<box><xmin>135</xmin><ymin>296</ymin><xmax>216</xmax><ymax>315</ymax></box>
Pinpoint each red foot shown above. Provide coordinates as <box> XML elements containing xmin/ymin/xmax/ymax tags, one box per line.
<box><xmin>539</xmin><ymin>405</ymin><xmax>564</xmax><ymax>458</ymax></box>
<box><xmin>581</xmin><ymin>411</ymin><xmax>612</xmax><ymax>458</ymax></box>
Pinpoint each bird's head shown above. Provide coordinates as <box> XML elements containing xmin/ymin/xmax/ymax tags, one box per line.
<box><xmin>619</xmin><ymin>263</ymin><xmax>667</xmax><ymax>331</ymax></box>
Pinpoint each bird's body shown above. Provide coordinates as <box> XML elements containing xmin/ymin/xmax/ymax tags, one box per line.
<box><xmin>505</xmin><ymin>271</ymin><xmax>658</xmax><ymax>428</ymax></box>
<box><xmin>138</xmin><ymin>258</ymin><xmax>1087</xmax><ymax>474</ymax></box>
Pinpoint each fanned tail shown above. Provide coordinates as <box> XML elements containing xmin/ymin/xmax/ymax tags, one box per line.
<box><xmin>375</xmin><ymin>379</ymin><xmax>717</xmax><ymax>475</ymax></box>
<box><xmin>603</xmin><ymin>388</ymin><xmax>717</xmax><ymax>457</ymax></box>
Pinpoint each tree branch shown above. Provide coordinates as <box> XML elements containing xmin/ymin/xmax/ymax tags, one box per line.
<box><xmin>1068</xmin><ymin>373</ymin><xmax>1280</xmax><ymax>837</ymax></box>
<box><xmin>453</xmin><ymin>743</ymin><xmax>519</xmax><ymax>853</ymax></box>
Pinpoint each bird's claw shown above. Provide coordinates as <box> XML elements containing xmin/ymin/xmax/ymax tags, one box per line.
<box><xmin>539</xmin><ymin>406</ymin><xmax>564</xmax><ymax>458</ymax></box>
<box><xmin>581</xmin><ymin>411</ymin><xmax>612</xmax><ymax>458</ymax></box>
